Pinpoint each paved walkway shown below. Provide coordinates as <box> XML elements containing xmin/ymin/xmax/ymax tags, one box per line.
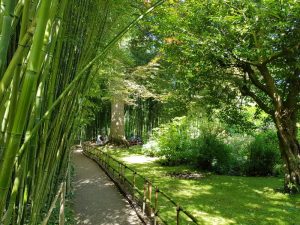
<box><xmin>72</xmin><ymin>148</ymin><xmax>143</xmax><ymax>225</ymax></box>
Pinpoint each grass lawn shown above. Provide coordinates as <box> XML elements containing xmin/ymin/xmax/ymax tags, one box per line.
<box><xmin>100</xmin><ymin>146</ymin><xmax>300</xmax><ymax>225</ymax></box>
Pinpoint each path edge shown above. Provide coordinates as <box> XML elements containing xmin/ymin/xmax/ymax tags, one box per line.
<box><xmin>81</xmin><ymin>149</ymin><xmax>151</xmax><ymax>225</ymax></box>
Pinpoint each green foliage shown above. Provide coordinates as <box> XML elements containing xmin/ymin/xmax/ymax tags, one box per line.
<box><xmin>148</xmin><ymin>116</ymin><xmax>231</xmax><ymax>174</ymax></box>
<box><xmin>227</xmin><ymin>134</ymin><xmax>252</xmax><ymax>176</ymax></box>
<box><xmin>152</xmin><ymin>116</ymin><xmax>194</xmax><ymax>165</ymax></box>
<box><xmin>246</xmin><ymin>131</ymin><xmax>281</xmax><ymax>176</ymax></box>
<box><xmin>193</xmin><ymin>133</ymin><xmax>232</xmax><ymax>174</ymax></box>
<box><xmin>146</xmin><ymin>115</ymin><xmax>283</xmax><ymax>177</ymax></box>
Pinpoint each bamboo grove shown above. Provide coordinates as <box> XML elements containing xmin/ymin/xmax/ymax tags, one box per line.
<box><xmin>0</xmin><ymin>0</ymin><xmax>166</xmax><ymax>223</ymax></box>
<box><xmin>0</xmin><ymin>0</ymin><xmax>103</xmax><ymax>223</ymax></box>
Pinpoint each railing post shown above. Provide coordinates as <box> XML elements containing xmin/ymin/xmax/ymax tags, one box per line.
<box><xmin>154</xmin><ymin>187</ymin><xmax>159</xmax><ymax>225</ymax></box>
<box><xmin>176</xmin><ymin>206</ymin><xmax>181</xmax><ymax>225</ymax></box>
<box><xmin>118</xmin><ymin>164</ymin><xmax>122</xmax><ymax>180</ymax></box>
<box><xmin>105</xmin><ymin>153</ymin><xmax>108</xmax><ymax>169</ymax></box>
<box><xmin>132</xmin><ymin>172</ymin><xmax>136</xmax><ymax>201</ymax></box>
<box><xmin>59</xmin><ymin>182</ymin><xmax>66</xmax><ymax>225</ymax></box>
<box><xmin>147</xmin><ymin>182</ymin><xmax>152</xmax><ymax>216</ymax></box>
<box><xmin>122</xmin><ymin>166</ymin><xmax>125</xmax><ymax>183</ymax></box>
<box><xmin>143</xmin><ymin>182</ymin><xmax>147</xmax><ymax>215</ymax></box>
<box><xmin>99</xmin><ymin>151</ymin><xmax>102</xmax><ymax>165</ymax></box>
<box><xmin>106</xmin><ymin>154</ymin><xmax>109</xmax><ymax>170</ymax></box>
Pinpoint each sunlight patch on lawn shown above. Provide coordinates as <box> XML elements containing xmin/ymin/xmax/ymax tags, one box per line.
<box><xmin>245</xmin><ymin>203</ymin><xmax>261</xmax><ymax>209</ymax></box>
<box><xmin>193</xmin><ymin>210</ymin><xmax>236</xmax><ymax>225</ymax></box>
<box><xmin>121</xmin><ymin>155</ymin><xmax>158</xmax><ymax>164</ymax></box>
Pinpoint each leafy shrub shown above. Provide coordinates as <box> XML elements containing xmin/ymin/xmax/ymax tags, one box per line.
<box><xmin>148</xmin><ymin>117</ymin><xmax>233</xmax><ymax>174</ymax></box>
<box><xmin>142</xmin><ymin>140</ymin><xmax>160</xmax><ymax>157</ymax></box>
<box><xmin>193</xmin><ymin>134</ymin><xmax>232</xmax><ymax>174</ymax></box>
<box><xmin>246</xmin><ymin>131</ymin><xmax>281</xmax><ymax>176</ymax></box>
<box><xmin>154</xmin><ymin>117</ymin><xmax>195</xmax><ymax>165</ymax></box>
<box><xmin>226</xmin><ymin>134</ymin><xmax>253</xmax><ymax>175</ymax></box>
<box><xmin>272</xmin><ymin>163</ymin><xmax>284</xmax><ymax>177</ymax></box>
<box><xmin>144</xmin><ymin>116</ymin><xmax>283</xmax><ymax>177</ymax></box>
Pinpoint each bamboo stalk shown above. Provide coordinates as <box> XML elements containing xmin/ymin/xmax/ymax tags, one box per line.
<box><xmin>0</xmin><ymin>0</ymin><xmax>53</xmax><ymax>217</ymax></box>
<box><xmin>0</xmin><ymin>0</ymin><xmax>16</xmax><ymax>76</ymax></box>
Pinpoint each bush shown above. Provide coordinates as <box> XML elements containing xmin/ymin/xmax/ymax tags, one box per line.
<box><xmin>226</xmin><ymin>134</ymin><xmax>253</xmax><ymax>175</ymax></box>
<box><xmin>246</xmin><ymin>131</ymin><xmax>281</xmax><ymax>176</ymax></box>
<box><xmin>144</xmin><ymin>116</ymin><xmax>282</xmax><ymax>177</ymax></box>
<box><xmin>142</xmin><ymin>140</ymin><xmax>160</xmax><ymax>157</ymax></box>
<box><xmin>151</xmin><ymin>117</ymin><xmax>195</xmax><ymax>165</ymax></box>
<box><xmin>193</xmin><ymin>134</ymin><xmax>232</xmax><ymax>174</ymax></box>
<box><xmin>147</xmin><ymin>117</ymin><xmax>232</xmax><ymax>173</ymax></box>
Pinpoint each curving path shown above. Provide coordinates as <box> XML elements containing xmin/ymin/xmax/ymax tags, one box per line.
<box><xmin>72</xmin><ymin>148</ymin><xmax>143</xmax><ymax>225</ymax></box>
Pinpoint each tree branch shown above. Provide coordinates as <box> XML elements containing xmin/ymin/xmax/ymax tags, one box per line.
<box><xmin>239</xmin><ymin>63</ymin><xmax>273</xmax><ymax>99</ymax></box>
<box><xmin>284</xmin><ymin>68</ymin><xmax>300</xmax><ymax>110</ymax></box>
<box><xmin>262</xmin><ymin>43</ymin><xmax>300</xmax><ymax>65</ymax></box>
<box><xmin>256</xmin><ymin>64</ymin><xmax>280</xmax><ymax>105</ymax></box>
<box><xmin>240</xmin><ymin>85</ymin><xmax>274</xmax><ymax>115</ymax></box>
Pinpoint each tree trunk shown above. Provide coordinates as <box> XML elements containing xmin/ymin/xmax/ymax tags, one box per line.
<box><xmin>274</xmin><ymin>112</ymin><xmax>300</xmax><ymax>193</ymax></box>
<box><xmin>109</xmin><ymin>98</ymin><xmax>128</xmax><ymax>146</ymax></box>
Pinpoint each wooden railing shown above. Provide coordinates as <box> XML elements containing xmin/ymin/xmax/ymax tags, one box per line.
<box><xmin>82</xmin><ymin>143</ymin><xmax>200</xmax><ymax>225</ymax></box>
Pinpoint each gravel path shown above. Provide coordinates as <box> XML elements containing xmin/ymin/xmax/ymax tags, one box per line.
<box><xmin>72</xmin><ymin>148</ymin><xmax>143</xmax><ymax>225</ymax></box>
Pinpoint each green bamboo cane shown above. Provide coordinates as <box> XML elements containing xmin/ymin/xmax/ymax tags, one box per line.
<box><xmin>36</xmin><ymin>0</ymin><xmax>71</xmax><ymax>177</ymax></box>
<box><xmin>79</xmin><ymin>0</ymin><xmax>109</xmax><ymax>67</ymax></box>
<box><xmin>34</xmin><ymin>14</ymin><xmax>85</xmax><ymax>200</ymax></box>
<box><xmin>40</xmin><ymin>47</ymin><xmax>88</xmax><ymax>209</ymax></box>
<box><xmin>5</xmin><ymin>3</ymin><xmax>37</xmax><ymax>221</ymax></box>
<box><xmin>29</xmin><ymin>2</ymin><xmax>79</xmax><ymax>220</ymax></box>
<box><xmin>2</xmin><ymin>154</ymin><xmax>27</xmax><ymax>225</ymax></box>
<box><xmin>3</xmin><ymin>0</ymin><xmax>34</xmax><ymax>145</ymax></box>
<box><xmin>0</xmin><ymin>26</ymin><xmax>35</xmax><ymax>103</ymax></box>
<box><xmin>11</xmin><ymin>2</ymin><xmax>24</xmax><ymax>33</ymax></box>
<box><xmin>1</xmin><ymin>90</ymin><xmax>10</xmax><ymax>132</ymax></box>
<box><xmin>16</xmin><ymin>148</ymin><xmax>29</xmax><ymax>225</ymax></box>
<box><xmin>0</xmin><ymin>92</ymin><xmax>9</xmax><ymax>147</ymax></box>
<box><xmin>27</xmin><ymin>15</ymin><xmax>69</xmax><ymax>225</ymax></box>
<box><xmin>20</xmin><ymin>0</ymin><xmax>32</xmax><ymax>41</ymax></box>
<box><xmin>30</xmin><ymin>97</ymin><xmax>77</xmax><ymax>224</ymax></box>
<box><xmin>30</xmin><ymin>8</ymin><xmax>68</xmax><ymax>214</ymax></box>
<box><xmin>0</xmin><ymin>0</ymin><xmax>53</xmax><ymax>217</ymax></box>
<box><xmin>0</xmin><ymin>3</ymin><xmax>3</xmax><ymax>32</ymax></box>
<box><xmin>0</xmin><ymin>0</ymin><xmax>16</xmax><ymax>76</ymax></box>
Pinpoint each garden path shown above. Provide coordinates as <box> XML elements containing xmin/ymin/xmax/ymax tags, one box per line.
<box><xmin>72</xmin><ymin>148</ymin><xmax>143</xmax><ymax>225</ymax></box>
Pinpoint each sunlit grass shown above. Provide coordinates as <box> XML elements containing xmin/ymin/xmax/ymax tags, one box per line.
<box><xmin>103</xmin><ymin>147</ymin><xmax>300</xmax><ymax>225</ymax></box>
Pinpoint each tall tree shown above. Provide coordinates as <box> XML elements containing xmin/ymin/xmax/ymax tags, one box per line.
<box><xmin>140</xmin><ymin>0</ymin><xmax>300</xmax><ymax>192</ymax></box>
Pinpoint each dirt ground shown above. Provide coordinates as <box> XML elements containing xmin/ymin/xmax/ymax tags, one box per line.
<box><xmin>72</xmin><ymin>148</ymin><xmax>143</xmax><ymax>225</ymax></box>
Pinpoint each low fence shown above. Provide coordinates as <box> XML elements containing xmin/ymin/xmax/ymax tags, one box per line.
<box><xmin>82</xmin><ymin>143</ymin><xmax>200</xmax><ymax>225</ymax></box>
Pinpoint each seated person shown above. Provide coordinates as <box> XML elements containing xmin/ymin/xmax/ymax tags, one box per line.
<box><xmin>96</xmin><ymin>135</ymin><xmax>103</xmax><ymax>145</ymax></box>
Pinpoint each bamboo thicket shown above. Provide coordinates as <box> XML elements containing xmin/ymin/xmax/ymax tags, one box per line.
<box><xmin>0</xmin><ymin>0</ymin><xmax>117</xmax><ymax>223</ymax></box>
<box><xmin>0</xmin><ymin>0</ymin><xmax>165</xmax><ymax>223</ymax></box>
